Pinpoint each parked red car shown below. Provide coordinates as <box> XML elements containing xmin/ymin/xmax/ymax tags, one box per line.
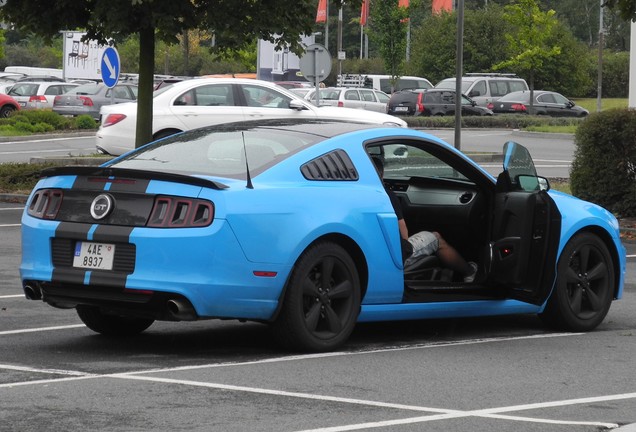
<box><xmin>0</xmin><ymin>93</ymin><xmax>20</xmax><ymax>118</ymax></box>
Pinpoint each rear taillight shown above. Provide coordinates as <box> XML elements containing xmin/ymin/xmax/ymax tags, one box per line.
<box><xmin>337</xmin><ymin>101</ymin><xmax>344</xmax><ymax>107</ymax></box>
<box><xmin>54</xmin><ymin>95</ymin><xmax>62</xmax><ymax>103</ymax></box>
<box><xmin>79</xmin><ymin>96</ymin><xmax>94</xmax><ymax>106</ymax></box>
<box><xmin>28</xmin><ymin>95</ymin><xmax>47</xmax><ymax>103</ymax></box>
<box><xmin>27</xmin><ymin>189</ymin><xmax>63</xmax><ymax>220</ymax></box>
<box><xmin>511</xmin><ymin>103</ymin><xmax>527</xmax><ymax>112</ymax></box>
<box><xmin>102</xmin><ymin>113</ymin><xmax>127</xmax><ymax>127</ymax></box>
<box><xmin>486</xmin><ymin>103</ymin><xmax>494</xmax><ymax>110</ymax></box>
<box><xmin>147</xmin><ymin>196</ymin><xmax>214</xmax><ymax>228</ymax></box>
<box><xmin>416</xmin><ymin>93</ymin><xmax>424</xmax><ymax>113</ymax></box>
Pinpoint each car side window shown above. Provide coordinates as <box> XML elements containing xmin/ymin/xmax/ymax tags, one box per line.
<box><xmin>113</xmin><ymin>86</ymin><xmax>133</xmax><ymax>99</ymax></box>
<box><xmin>375</xmin><ymin>91</ymin><xmax>390</xmax><ymax>103</ymax></box>
<box><xmin>489</xmin><ymin>81</ymin><xmax>508</xmax><ymax>97</ymax></box>
<box><xmin>242</xmin><ymin>85</ymin><xmax>291</xmax><ymax>109</ymax></box>
<box><xmin>538</xmin><ymin>94</ymin><xmax>557</xmax><ymax>104</ymax></box>
<box><xmin>174</xmin><ymin>84</ymin><xmax>235</xmax><ymax>107</ymax></box>
<box><xmin>440</xmin><ymin>91</ymin><xmax>455</xmax><ymax>103</ymax></box>
<box><xmin>471</xmin><ymin>80</ymin><xmax>487</xmax><ymax>96</ymax></box>
<box><xmin>552</xmin><ymin>93</ymin><xmax>569</xmax><ymax>104</ymax></box>
<box><xmin>359</xmin><ymin>89</ymin><xmax>376</xmax><ymax>102</ymax></box>
<box><xmin>345</xmin><ymin>90</ymin><xmax>360</xmax><ymax>101</ymax></box>
<box><xmin>44</xmin><ymin>85</ymin><xmax>64</xmax><ymax>96</ymax></box>
<box><xmin>424</xmin><ymin>92</ymin><xmax>441</xmax><ymax>103</ymax></box>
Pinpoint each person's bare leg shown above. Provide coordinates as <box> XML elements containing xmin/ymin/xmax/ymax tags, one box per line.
<box><xmin>433</xmin><ymin>232</ymin><xmax>472</xmax><ymax>276</ymax></box>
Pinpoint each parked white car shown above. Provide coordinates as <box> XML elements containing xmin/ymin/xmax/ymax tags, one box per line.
<box><xmin>304</xmin><ymin>87</ymin><xmax>390</xmax><ymax>113</ymax></box>
<box><xmin>6</xmin><ymin>81</ymin><xmax>79</xmax><ymax>110</ymax></box>
<box><xmin>96</xmin><ymin>78</ymin><xmax>407</xmax><ymax>156</ymax></box>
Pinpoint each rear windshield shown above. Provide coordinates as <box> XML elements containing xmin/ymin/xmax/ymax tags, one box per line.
<box><xmin>112</xmin><ymin>127</ymin><xmax>322</xmax><ymax>179</ymax></box>
<box><xmin>67</xmin><ymin>84</ymin><xmax>101</xmax><ymax>95</ymax></box>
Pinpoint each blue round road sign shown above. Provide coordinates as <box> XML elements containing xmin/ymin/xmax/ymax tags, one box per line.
<box><xmin>101</xmin><ymin>47</ymin><xmax>121</xmax><ymax>88</ymax></box>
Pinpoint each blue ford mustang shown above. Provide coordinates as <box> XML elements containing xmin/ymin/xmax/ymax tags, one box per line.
<box><xmin>20</xmin><ymin>119</ymin><xmax>625</xmax><ymax>352</ymax></box>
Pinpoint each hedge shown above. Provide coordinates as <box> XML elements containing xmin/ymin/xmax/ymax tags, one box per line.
<box><xmin>570</xmin><ymin>108</ymin><xmax>636</xmax><ymax>217</ymax></box>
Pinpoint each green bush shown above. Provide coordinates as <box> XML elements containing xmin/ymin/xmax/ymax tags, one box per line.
<box><xmin>74</xmin><ymin>115</ymin><xmax>98</xmax><ymax>129</ymax></box>
<box><xmin>570</xmin><ymin>108</ymin><xmax>636</xmax><ymax>217</ymax></box>
<box><xmin>403</xmin><ymin>114</ymin><xmax>585</xmax><ymax>129</ymax></box>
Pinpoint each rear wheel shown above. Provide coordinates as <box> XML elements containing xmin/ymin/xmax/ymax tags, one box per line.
<box><xmin>272</xmin><ymin>241</ymin><xmax>360</xmax><ymax>352</ymax></box>
<box><xmin>76</xmin><ymin>305</ymin><xmax>154</xmax><ymax>336</ymax></box>
<box><xmin>540</xmin><ymin>232</ymin><xmax>614</xmax><ymax>331</ymax></box>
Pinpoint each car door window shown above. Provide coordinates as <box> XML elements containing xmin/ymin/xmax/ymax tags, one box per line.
<box><xmin>440</xmin><ymin>92</ymin><xmax>455</xmax><ymax>104</ymax></box>
<box><xmin>537</xmin><ymin>94</ymin><xmax>557</xmax><ymax>104</ymax></box>
<box><xmin>489</xmin><ymin>81</ymin><xmax>508</xmax><ymax>97</ymax></box>
<box><xmin>345</xmin><ymin>90</ymin><xmax>360</xmax><ymax>101</ymax></box>
<box><xmin>113</xmin><ymin>86</ymin><xmax>134</xmax><ymax>100</ymax></box>
<box><xmin>471</xmin><ymin>80</ymin><xmax>487</xmax><ymax>96</ymax></box>
<box><xmin>359</xmin><ymin>90</ymin><xmax>376</xmax><ymax>102</ymax></box>
<box><xmin>241</xmin><ymin>85</ymin><xmax>291</xmax><ymax>108</ymax></box>
<box><xmin>174</xmin><ymin>84</ymin><xmax>235</xmax><ymax>107</ymax></box>
<box><xmin>375</xmin><ymin>91</ymin><xmax>390</xmax><ymax>103</ymax></box>
<box><xmin>552</xmin><ymin>93</ymin><xmax>570</xmax><ymax>104</ymax></box>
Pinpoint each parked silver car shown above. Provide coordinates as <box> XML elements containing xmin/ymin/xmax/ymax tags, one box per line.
<box><xmin>53</xmin><ymin>83</ymin><xmax>138</xmax><ymax>120</ymax></box>
<box><xmin>305</xmin><ymin>87</ymin><xmax>390</xmax><ymax>113</ymax></box>
<box><xmin>7</xmin><ymin>81</ymin><xmax>80</xmax><ymax>110</ymax></box>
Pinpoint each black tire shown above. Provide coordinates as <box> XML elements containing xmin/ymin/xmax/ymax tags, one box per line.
<box><xmin>540</xmin><ymin>232</ymin><xmax>614</xmax><ymax>332</ymax></box>
<box><xmin>0</xmin><ymin>105</ymin><xmax>16</xmax><ymax>118</ymax></box>
<box><xmin>272</xmin><ymin>241</ymin><xmax>361</xmax><ymax>352</ymax></box>
<box><xmin>76</xmin><ymin>305</ymin><xmax>154</xmax><ymax>336</ymax></box>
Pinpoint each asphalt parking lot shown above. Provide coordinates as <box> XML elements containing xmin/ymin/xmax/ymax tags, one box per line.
<box><xmin>1</xmin><ymin>201</ymin><xmax>636</xmax><ymax>431</ymax></box>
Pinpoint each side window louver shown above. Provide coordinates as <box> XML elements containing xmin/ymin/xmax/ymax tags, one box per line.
<box><xmin>300</xmin><ymin>149</ymin><xmax>359</xmax><ymax>181</ymax></box>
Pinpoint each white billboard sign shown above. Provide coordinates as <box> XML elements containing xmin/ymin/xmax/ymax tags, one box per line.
<box><xmin>62</xmin><ymin>31</ymin><xmax>112</xmax><ymax>80</ymax></box>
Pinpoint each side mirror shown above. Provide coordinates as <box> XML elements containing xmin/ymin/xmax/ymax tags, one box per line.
<box><xmin>289</xmin><ymin>99</ymin><xmax>308</xmax><ymax>111</ymax></box>
<box><xmin>517</xmin><ymin>174</ymin><xmax>550</xmax><ymax>192</ymax></box>
<box><xmin>566</xmin><ymin>100</ymin><xmax>575</xmax><ymax>108</ymax></box>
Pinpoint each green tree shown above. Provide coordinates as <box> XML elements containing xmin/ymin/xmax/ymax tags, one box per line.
<box><xmin>367</xmin><ymin>0</ymin><xmax>410</xmax><ymax>92</ymax></box>
<box><xmin>604</xmin><ymin>0</ymin><xmax>636</xmax><ymax>21</ymax></box>
<box><xmin>493</xmin><ymin>0</ymin><xmax>561</xmax><ymax>111</ymax></box>
<box><xmin>0</xmin><ymin>0</ymin><xmax>358</xmax><ymax>148</ymax></box>
<box><xmin>409</xmin><ymin>5</ymin><xmax>512</xmax><ymax>84</ymax></box>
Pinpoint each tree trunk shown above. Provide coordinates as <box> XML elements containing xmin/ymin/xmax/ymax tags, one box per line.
<box><xmin>135</xmin><ymin>26</ymin><xmax>155</xmax><ymax>148</ymax></box>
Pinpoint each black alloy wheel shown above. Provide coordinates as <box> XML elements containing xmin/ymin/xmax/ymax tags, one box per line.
<box><xmin>272</xmin><ymin>241</ymin><xmax>361</xmax><ymax>352</ymax></box>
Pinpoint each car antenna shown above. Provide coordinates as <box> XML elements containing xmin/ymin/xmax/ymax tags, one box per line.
<box><xmin>242</xmin><ymin>131</ymin><xmax>254</xmax><ymax>189</ymax></box>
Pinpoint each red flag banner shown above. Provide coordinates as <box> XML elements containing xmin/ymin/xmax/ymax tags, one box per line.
<box><xmin>360</xmin><ymin>0</ymin><xmax>369</xmax><ymax>26</ymax></box>
<box><xmin>432</xmin><ymin>0</ymin><xmax>452</xmax><ymax>14</ymax></box>
<box><xmin>316</xmin><ymin>0</ymin><xmax>327</xmax><ymax>23</ymax></box>
<box><xmin>399</xmin><ymin>0</ymin><xmax>410</xmax><ymax>23</ymax></box>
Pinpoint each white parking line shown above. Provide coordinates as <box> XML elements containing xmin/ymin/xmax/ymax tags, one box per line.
<box><xmin>0</xmin><ymin>294</ymin><xmax>24</xmax><ymax>299</ymax></box>
<box><xmin>0</xmin><ymin>208</ymin><xmax>24</xmax><ymax>211</ymax></box>
<box><xmin>0</xmin><ymin>324</ymin><xmax>85</xmax><ymax>336</ymax></box>
<box><xmin>0</xmin><ymin>224</ymin><xmax>20</xmax><ymax>227</ymax></box>
<box><xmin>0</xmin><ymin>332</ymin><xmax>627</xmax><ymax>429</ymax></box>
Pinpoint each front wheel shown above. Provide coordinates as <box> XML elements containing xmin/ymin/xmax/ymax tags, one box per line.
<box><xmin>76</xmin><ymin>305</ymin><xmax>154</xmax><ymax>336</ymax></box>
<box><xmin>0</xmin><ymin>105</ymin><xmax>16</xmax><ymax>118</ymax></box>
<box><xmin>272</xmin><ymin>241</ymin><xmax>361</xmax><ymax>352</ymax></box>
<box><xmin>540</xmin><ymin>232</ymin><xmax>614</xmax><ymax>331</ymax></box>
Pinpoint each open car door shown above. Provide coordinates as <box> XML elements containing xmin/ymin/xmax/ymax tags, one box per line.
<box><xmin>489</xmin><ymin>142</ymin><xmax>562</xmax><ymax>305</ymax></box>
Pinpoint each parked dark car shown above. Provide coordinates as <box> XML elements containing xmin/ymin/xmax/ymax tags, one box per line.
<box><xmin>53</xmin><ymin>82</ymin><xmax>138</xmax><ymax>120</ymax></box>
<box><xmin>487</xmin><ymin>90</ymin><xmax>589</xmax><ymax>117</ymax></box>
<box><xmin>387</xmin><ymin>89</ymin><xmax>493</xmax><ymax>116</ymax></box>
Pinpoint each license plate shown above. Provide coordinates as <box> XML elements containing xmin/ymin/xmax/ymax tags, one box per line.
<box><xmin>19</xmin><ymin>102</ymin><xmax>26</xmax><ymax>107</ymax></box>
<box><xmin>395</xmin><ymin>106</ymin><xmax>409</xmax><ymax>112</ymax></box>
<box><xmin>73</xmin><ymin>241</ymin><xmax>115</xmax><ymax>270</ymax></box>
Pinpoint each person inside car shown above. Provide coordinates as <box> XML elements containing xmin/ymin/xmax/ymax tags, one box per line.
<box><xmin>372</xmin><ymin>156</ymin><xmax>478</xmax><ymax>282</ymax></box>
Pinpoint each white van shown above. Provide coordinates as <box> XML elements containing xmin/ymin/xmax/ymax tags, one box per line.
<box><xmin>338</xmin><ymin>74</ymin><xmax>433</xmax><ymax>94</ymax></box>
<box><xmin>435</xmin><ymin>73</ymin><xmax>528</xmax><ymax>106</ymax></box>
